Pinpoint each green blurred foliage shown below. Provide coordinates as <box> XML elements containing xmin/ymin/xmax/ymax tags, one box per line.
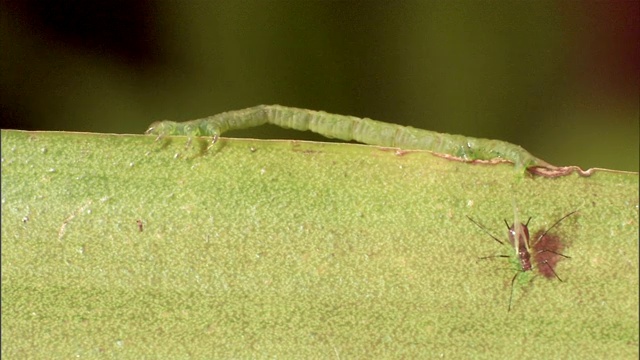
<box><xmin>1</xmin><ymin>0</ymin><xmax>637</xmax><ymax>171</ymax></box>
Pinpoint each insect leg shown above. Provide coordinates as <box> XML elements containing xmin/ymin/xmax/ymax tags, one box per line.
<box><xmin>466</xmin><ymin>216</ymin><xmax>505</xmax><ymax>245</ymax></box>
<box><xmin>538</xmin><ymin>259</ymin><xmax>564</xmax><ymax>281</ymax></box>
<box><xmin>535</xmin><ymin>249</ymin><xmax>571</xmax><ymax>259</ymax></box>
<box><xmin>507</xmin><ymin>271</ymin><xmax>520</xmax><ymax>312</ymax></box>
<box><xmin>531</xmin><ymin>211</ymin><xmax>578</xmax><ymax>247</ymax></box>
<box><xmin>478</xmin><ymin>254</ymin><xmax>510</xmax><ymax>261</ymax></box>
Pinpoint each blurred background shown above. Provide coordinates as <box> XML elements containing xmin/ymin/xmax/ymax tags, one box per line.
<box><xmin>1</xmin><ymin>0</ymin><xmax>637</xmax><ymax>171</ymax></box>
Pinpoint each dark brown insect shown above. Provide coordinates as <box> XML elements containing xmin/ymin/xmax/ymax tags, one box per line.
<box><xmin>467</xmin><ymin>211</ymin><xmax>576</xmax><ymax>311</ymax></box>
<box><xmin>136</xmin><ymin>219</ymin><xmax>144</xmax><ymax>232</ymax></box>
<box><xmin>467</xmin><ymin>216</ymin><xmax>533</xmax><ymax>311</ymax></box>
<box><xmin>506</xmin><ymin>220</ymin><xmax>532</xmax><ymax>272</ymax></box>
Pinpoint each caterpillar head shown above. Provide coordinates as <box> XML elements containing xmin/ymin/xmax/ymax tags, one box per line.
<box><xmin>145</xmin><ymin>120</ymin><xmax>179</xmax><ymax>136</ymax></box>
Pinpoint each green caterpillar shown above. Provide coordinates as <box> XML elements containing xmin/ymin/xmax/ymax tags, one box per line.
<box><xmin>146</xmin><ymin>105</ymin><xmax>552</xmax><ymax>170</ymax></box>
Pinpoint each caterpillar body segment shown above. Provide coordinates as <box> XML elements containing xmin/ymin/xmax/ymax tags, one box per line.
<box><xmin>146</xmin><ymin>105</ymin><xmax>549</xmax><ymax>170</ymax></box>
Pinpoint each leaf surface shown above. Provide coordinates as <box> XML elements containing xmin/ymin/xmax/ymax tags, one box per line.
<box><xmin>2</xmin><ymin>130</ymin><xmax>638</xmax><ymax>358</ymax></box>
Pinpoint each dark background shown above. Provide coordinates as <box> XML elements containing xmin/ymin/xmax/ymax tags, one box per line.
<box><xmin>1</xmin><ymin>0</ymin><xmax>638</xmax><ymax>171</ymax></box>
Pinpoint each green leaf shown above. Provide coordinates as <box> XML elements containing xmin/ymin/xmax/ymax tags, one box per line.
<box><xmin>2</xmin><ymin>130</ymin><xmax>638</xmax><ymax>358</ymax></box>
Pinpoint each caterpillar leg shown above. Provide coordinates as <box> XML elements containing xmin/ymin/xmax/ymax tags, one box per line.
<box><xmin>184</xmin><ymin>136</ymin><xmax>193</xmax><ymax>150</ymax></box>
<box><xmin>206</xmin><ymin>133</ymin><xmax>220</xmax><ymax>151</ymax></box>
